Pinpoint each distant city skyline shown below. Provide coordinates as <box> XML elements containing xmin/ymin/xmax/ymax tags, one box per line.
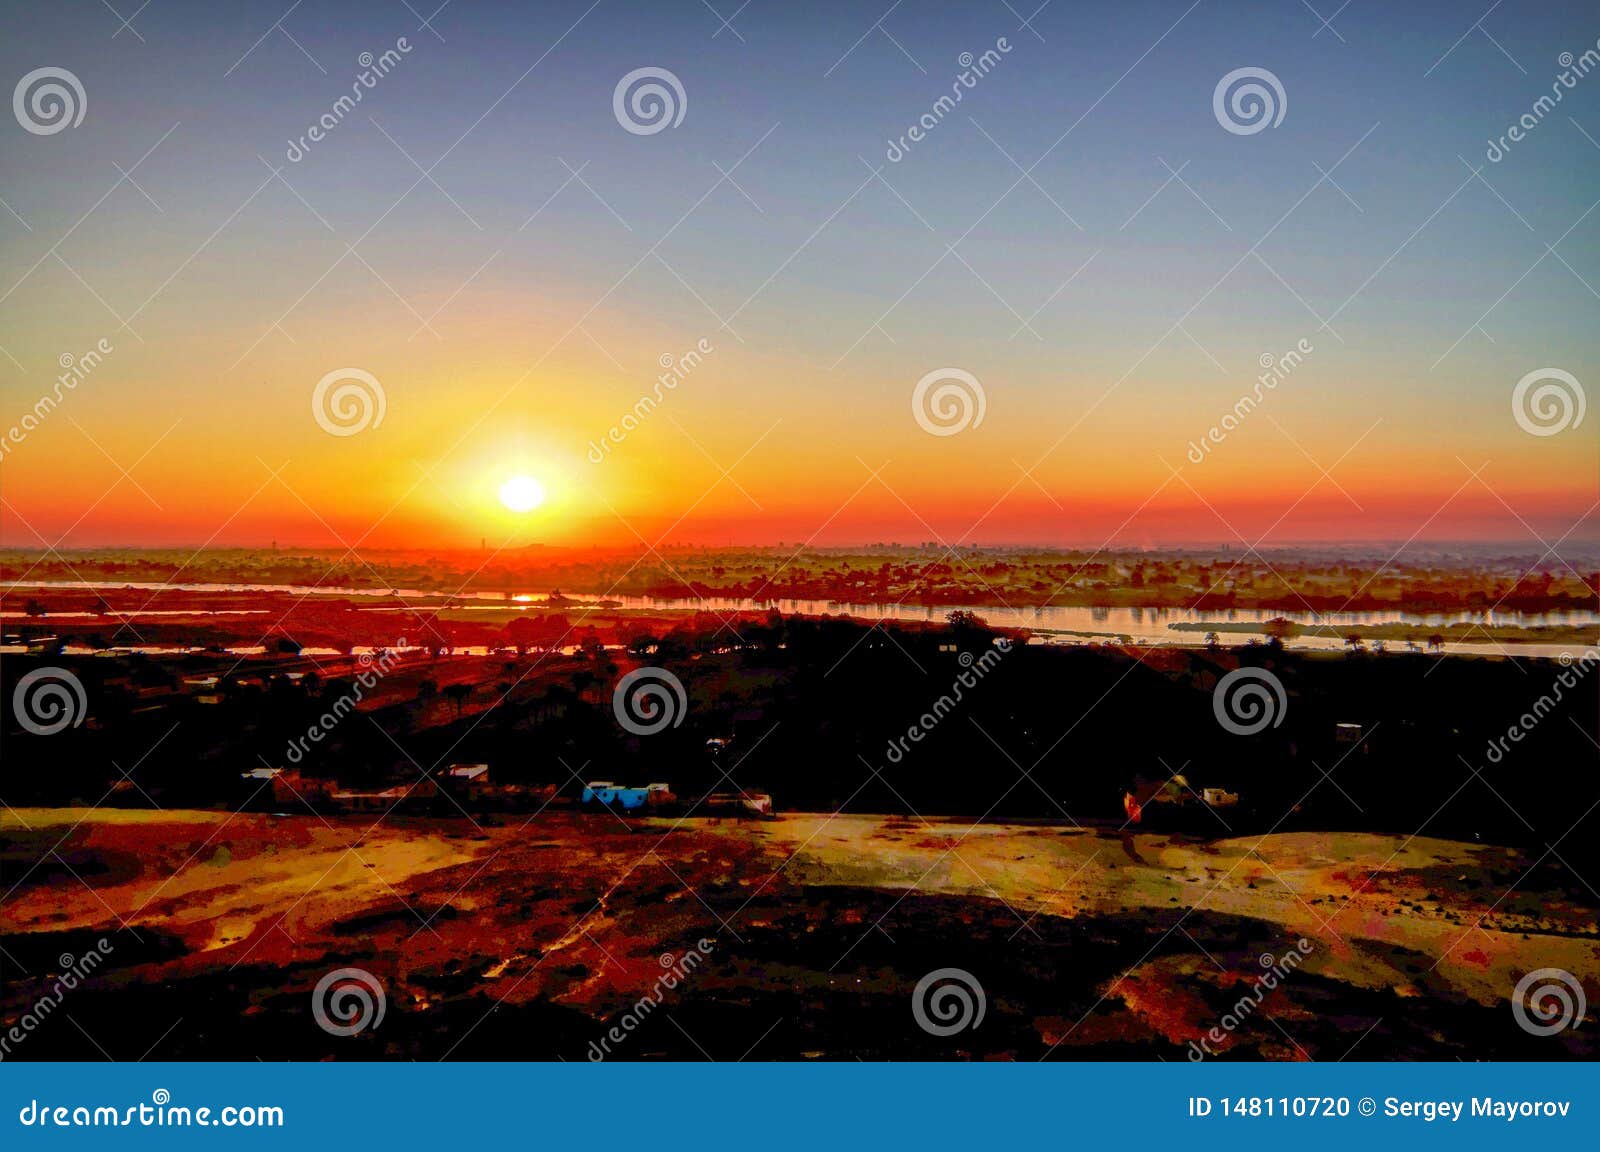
<box><xmin>2</xmin><ymin>0</ymin><xmax>1596</xmax><ymax>550</ymax></box>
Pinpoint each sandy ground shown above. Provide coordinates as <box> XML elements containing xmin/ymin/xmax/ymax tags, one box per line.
<box><xmin>757</xmin><ymin>814</ymin><xmax>1600</xmax><ymax>1017</ymax></box>
<box><xmin>1</xmin><ymin>808</ymin><xmax>482</xmax><ymax>956</ymax></box>
<box><xmin>2</xmin><ymin>808</ymin><xmax>1595</xmax><ymax>1060</ymax></box>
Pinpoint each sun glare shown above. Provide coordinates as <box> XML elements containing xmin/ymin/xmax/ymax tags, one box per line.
<box><xmin>498</xmin><ymin>475</ymin><xmax>545</xmax><ymax>513</ymax></box>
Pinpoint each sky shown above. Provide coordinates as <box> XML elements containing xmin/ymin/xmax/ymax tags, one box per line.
<box><xmin>0</xmin><ymin>0</ymin><xmax>1596</xmax><ymax>551</ymax></box>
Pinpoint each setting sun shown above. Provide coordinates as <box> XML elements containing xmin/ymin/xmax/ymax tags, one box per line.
<box><xmin>498</xmin><ymin>475</ymin><xmax>545</xmax><ymax>513</ymax></box>
<box><xmin>3</xmin><ymin>0</ymin><xmax>1598</xmax><ymax>1086</ymax></box>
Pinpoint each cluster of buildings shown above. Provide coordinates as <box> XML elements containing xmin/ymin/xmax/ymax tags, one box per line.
<box><xmin>574</xmin><ymin>739</ymin><xmax>773</xmax><ymax>818</ymax></box>
<box><xmin>241</xmin><ymin>747</ymin><xmax>776</xmax><ymax>819</ymax></box>
<box><xmin>1122</xmin><ymin>774</ymin><xmax>1239</xmax><ymax>826</ymax></box>
<box><xmin>578</xmin><ymin>780</ymin><xmax>773</xmax><ymax>817</ymax></box>
<box><xmin>239</xmin><ymin>763</ymin><xmax>555</xmax><ymax>814</ymax></box>
<box><xmin>1123</xmin><ymin>721</ymin><xmax>1370</xmax><ymax>827</ymax></box>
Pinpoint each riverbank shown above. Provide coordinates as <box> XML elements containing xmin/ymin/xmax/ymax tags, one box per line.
<box><xmin>5</xmin><ymin>543</ymin><xmax>1595</xmax><ymax>619</ymax></box>
<box><xmin>1165</xmin><ymin>619</ymin><xmax>1595</xmax><ymax>646</ymax></box>
<box><xmin>5</xmin><ymin>579</ymin><xmax>1594</xmax><ymax>658</ymax></box>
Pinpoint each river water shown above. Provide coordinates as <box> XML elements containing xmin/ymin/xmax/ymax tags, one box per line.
<box><xmin>4</xmin><ymin>579</ymin><xmax>1595</xmax><ymax>659</ymax></box>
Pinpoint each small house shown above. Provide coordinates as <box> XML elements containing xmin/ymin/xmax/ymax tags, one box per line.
<box><xmin>268</xmin><ymin>770</ymin><xmax>321</xmax><ymax>807</ymax></box>
<box><xmin>1123</xmin><ymin>776</ymin><xmax>1235</xmax><ymax>826</ymax></box>
<box><xmin>703</xmin><ymin>791</ymin><xmax>775</xmax><ymax>818</ymax></box>
<box><xmin>580</xmin><ymin>780</ymin><xmax>616</xmax><ymax>804</ymax></box>
<box><xmin>582</xmin><ymin>781</ymin><xmax>674</xmax><ymax>811</ymax></box>
<box><xmin>330</xmin><ymin>780</ymin><xmax>437</xmax><ymax>813</ymax></box>
<box><xmin>443</xmin><ymin>763</ymin><xmax>491</xmax><ymax>798</ymax></box>
<box><xmin>581</xmin><ymin>781</ymin><xmax>652</xmax><ymax>810</ymax></box>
